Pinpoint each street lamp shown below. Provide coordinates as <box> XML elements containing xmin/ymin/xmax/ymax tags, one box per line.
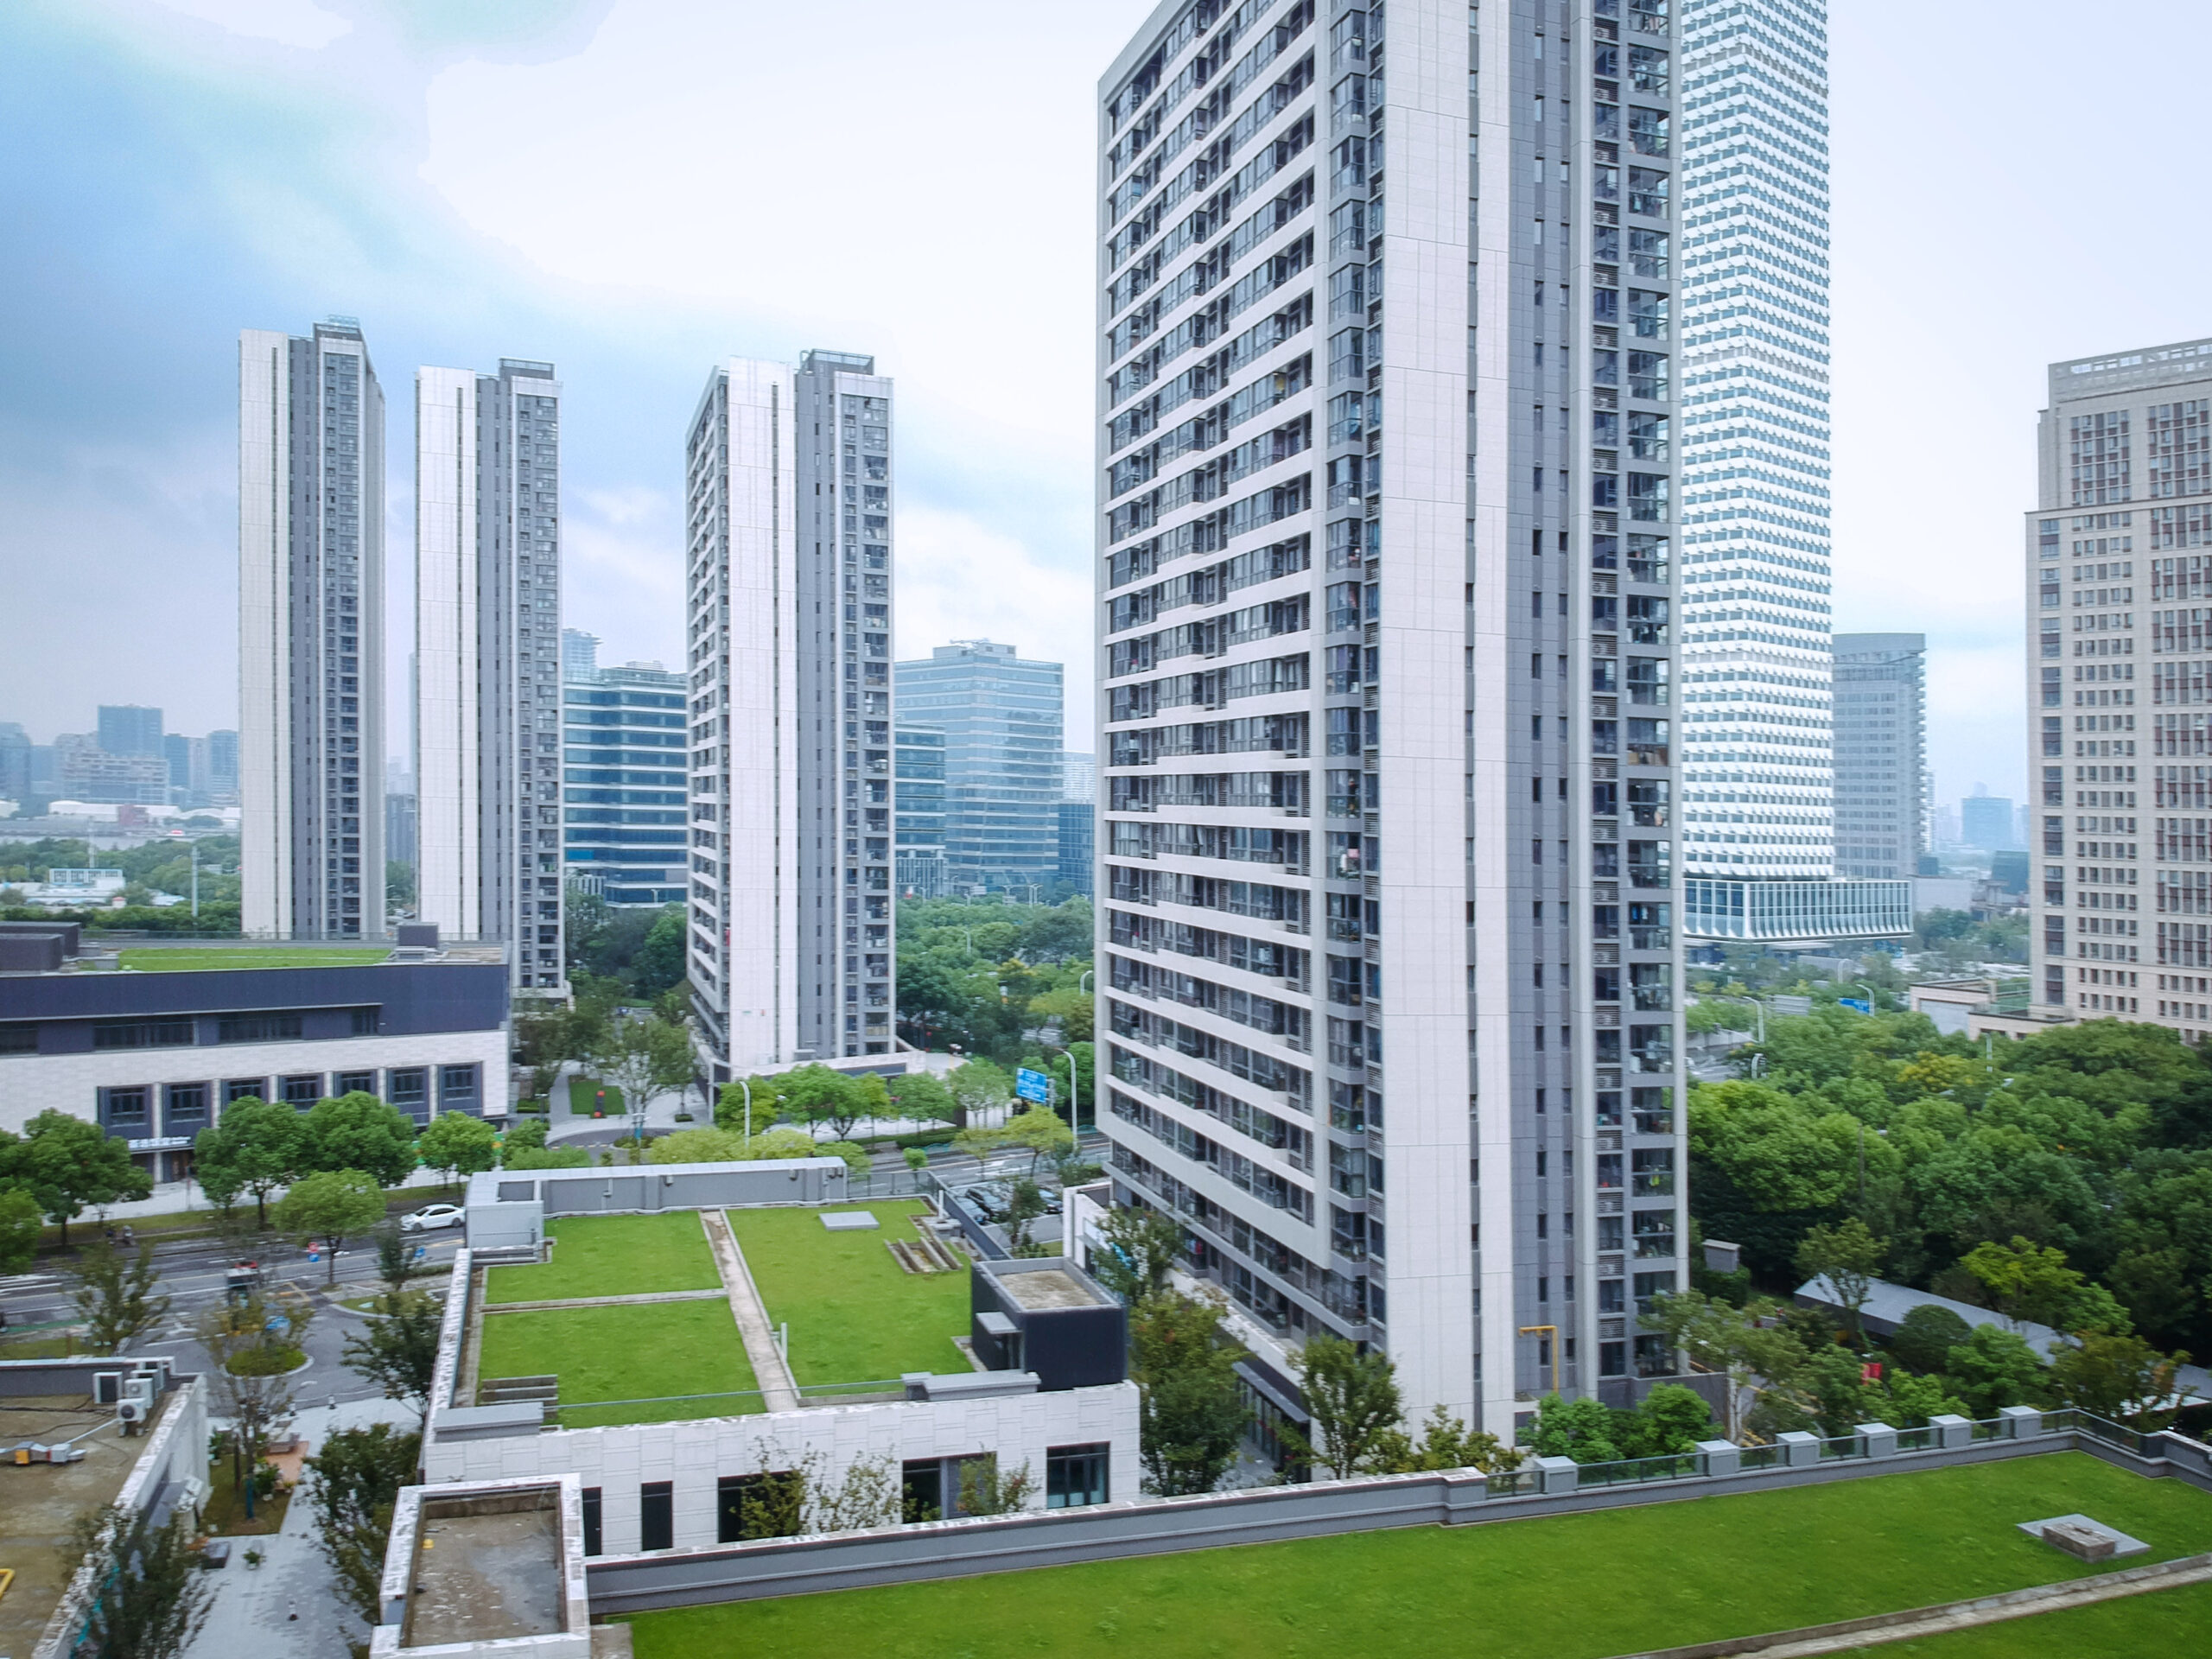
<box><xmin>736</xmin><ymin>1076</ymin><xmax>754</xmax><ymax>1143</ymax></box>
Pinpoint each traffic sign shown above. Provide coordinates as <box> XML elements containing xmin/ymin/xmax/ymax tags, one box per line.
<box><xmin>1014</xmin><ymin>1066</ymin><xmax>1052</xmax><ymax>1105</ymax></box>
<box><xmin>1839</xmin><ymin>997</ymin><xmax>1872</xmax><ymax>1014</ymax></box>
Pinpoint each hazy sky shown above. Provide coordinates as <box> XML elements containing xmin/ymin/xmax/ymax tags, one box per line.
<box><xmin>3</xmin><ymin>0</ymin><xmax>2209</xmax><ymax>817</ymax></box>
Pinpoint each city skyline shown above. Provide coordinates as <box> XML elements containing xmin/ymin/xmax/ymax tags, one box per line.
<box><xmin>6</xmin><ymin>2</ymin><xmax>2212</xmax><ymax>820</ymax></box>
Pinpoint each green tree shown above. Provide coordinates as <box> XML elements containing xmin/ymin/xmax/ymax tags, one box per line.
<box><xmin>1003</xmin><ymin>1178</ymin><xmax>1052</xmax><ymax>1256</ymax></box>
<box><xmin>67</xmin><ymin>1503</ymin><xmax>212</xmax><ymax>1659</ymax></box>
<box><xmin>0</xmin><ymin>1186</ymin><xmax>41</xmax><ymax>1274</ymax></box>
<box><xmin>1890</xmin><ymin>1303</ymin><xmax>1974</xmax><ymax>1375</ymax></box>
<box><xmin>1001</xmin><ymin>1104</ymin><xmax>1077</xmax><ymax>1176</ymax></box>
<box><xmin>341</xmin><ymin>1290</ymin><xmax>444</xmax><ymax>1431</ymax></box>
<box><xmin>305</xmin><ymin>1423</ymin><xmax>423</xmax><ymax>1637</ymax></box>
<box><xmin>3</xmin><ymin>1110</ymin><xmax>150</xmax><ymax>1245</ymax></box>
<box><xmin>196</xmin><ymin>1289</ymin><xmax>311</xmax><ymax>1508</ymax></box>
<box><xmin>385</xmin><ymin>860</ymin><xmax>416</xmax><ymax>908</ymax></box>
<box><xmin>946</xmin><ymin>1058</ymin><xmax>1012</xmax><ymax>1124</ymax></box>
<box><xmin>2049</xmin><ymin>1329</ymin><xmax>2191</xmax><ymax>1428</ymax></box>
<box><xmin>1943</xmin><ymin>1324</ymin><xmax>2050</xmax><ymax>1417</ymax></box>
<box><xmin>513</xmin><ymin>997</ymin><xmax>611</xmax><ymax>1104</ymax></box>
<box><xmin>415</xmin><ymin>1110</ymin><xmax>499</xmax><ymax>1185</ymax></box>
<box><xmin>895</xmin><ymin>956</ymin><xmax>980</xmax><ymax>1049</ymax></box>
<box><xmin>501</xmin><ymin>1116</ymin><xmax>550</xmax><ymax>1158</ymax></box>
<box><xmin>1960</xmin><ymin>1236</ymin><xmax>2117</xmax><ymax>1332</ymax></box>
<box><xmin>70</xmin><ymin>1237</ymin><xmax>170</xmax><ymax>1355</ymax></box>
<box><xmin>1642</xmin><ymin>1292</ymin><xmax>1810</xmax><ymax>1442</ymax></box>
<box><xmin>887</xmin><ymin>1070</ymin><xmax>955</xmax><ymax>1128</ymax></box>
<box><xmin>275</xmin><ymin>1169</ymin><xmax>387</xmax><ymax>1287</ymax></box>
<box><xmin>1129</xmin><ymin>1289</ymin><xmax>1249</xmax><ymax>1496</ymax></box>
<box><xmin>1795</xmin><ymin>1217</ymin><xmax>1888</xmax><ymax>1349</ymax></box>
<box><xmin>301</xmin><ymin>1092</ymin><xmax>419</xmax><ymax>1189</ymax></box>
<box><xmin>779</xmin><ymin>1064</ymin><xmax>869</xmax><ymax>1138</ymax></box>
<box><xmin>372</xmin><ymin>1219</ymin><xmax>422</xmax><ymax>1295</ymax></box>
<box><xmin>1622</xmin><ymin>1383</ymin><xmax>1720</xmax><ymax>1457</ymax></box>
<box><xmin>1289</xmin><ymin>1334</ymin><xmax>1404</xmax><ymax>1478</ymax></box>
<box><xmin>1093</xmin><ymin>1205</ymin><xmax>1182</xmax><ymax>1304</ymax></box>
<box><xmin>502</xmin><ymin>1145</ymin><xmax>592</xmax><ymax>1170</ymax></box>
<box><xmin>190</xmin><ymin>1097</ymin><xmax>304</xmax><ymax>1227</ymax></box>
<box><xmin>1367</xmin><ymin>1405</ymin><xmax>1522</xmax><ymax>1475</ymax></box>
<box><xmin>647</xmin><ymin>1125</ymin><xmax>822</xmax><ymax>1164</ymax></box>
<box><xmin>632</xmin><ymin>906</ymin><xmax>689</xmax><ymax>1000</ymax></box>
<box><xmin>593</xmin><ymin>1012</ymin><xmax>697</xmax><ymax>1123</ymax></box>
<box><xmin>1528</xmin><ymin>1393</ymin><xmax>1626</xmax><ymax>1463</ymax></box>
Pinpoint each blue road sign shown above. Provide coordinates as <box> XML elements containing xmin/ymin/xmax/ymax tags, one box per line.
<box><xmin>1014</xmin><ymin>1066</ymin><xmax>1052</xmax><ymax>1104</ymax></box>
<box><xmin>1839</xmin><ymin>997</ymin><xmax>1873</xmax><ymax>1014</ymax></box>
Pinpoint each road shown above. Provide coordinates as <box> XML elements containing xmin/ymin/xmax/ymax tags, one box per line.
<box><xmin>0</xmin><ymin>1224</ymin><xmax>468</xmax><ymax>1406</ymax></box>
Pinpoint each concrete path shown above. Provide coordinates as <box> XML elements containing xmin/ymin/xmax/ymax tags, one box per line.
<box><xmin>1612</xmin><ymin>1549</ymin><xmax>2212</xmax><ymax>1657</ymax></box>
<box><xmin>698</xmin><ymin>1210</ymin><xmax>799</xmax><ymax>1411</ymax></box>
<box><xmin>481</xmin><ymin>1288</ymin><xmax>727</xmax><ymax>1314</ymax></box>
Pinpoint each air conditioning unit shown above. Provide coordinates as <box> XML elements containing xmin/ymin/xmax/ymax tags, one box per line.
<box><xmin>92</xmin><ymin>1370</ymin><xmax>124</xmax><ymax>1406</ymax></box>
<box><xmin>114</xmin><ymin>1400</ymin><xmax>147</xmax><ymax>1426</ymax></box>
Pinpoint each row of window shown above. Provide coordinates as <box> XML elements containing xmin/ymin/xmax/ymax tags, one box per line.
<box><xmin>95</xmin><ymin>1065</ymin><xmax>480</xmax><ymax>1137</ymax></box>
<box><xmin>0</xmin><ymin>1007</ymin><xmax>381</xmax><ymax>1057</ymax></box>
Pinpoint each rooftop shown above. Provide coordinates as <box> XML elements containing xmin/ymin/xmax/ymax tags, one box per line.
<box><xmin>0</xmin><ymin>1392</ymin><xmax>177</xmax><ymax>1657</ymax></box>
<box><xmin>383</xmin><ymin>1477</ymin><xmax>588</xmax><ymax>1656</ymax></box>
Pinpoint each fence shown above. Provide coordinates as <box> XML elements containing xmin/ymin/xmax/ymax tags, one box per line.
<box><xmin>581</xmin><ymin>1408</ymin><xmax>2212</xmax><ymax>1616</ymax></box>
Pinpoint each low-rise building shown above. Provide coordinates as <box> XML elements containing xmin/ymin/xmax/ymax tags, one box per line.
<box><xmin>0</xmin><ymin>935</ymin><xmax>512</xmax><ymax>1180</ymax></box>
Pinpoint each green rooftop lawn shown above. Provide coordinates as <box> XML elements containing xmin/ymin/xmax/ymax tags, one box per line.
<box><xmin>484</xmin><ymin>1212</ymin><xmax>721</xmax><ymax>1304</ymax></box>
<box><xmin>477</xmin><ymin>1300</ymin><xmax>759</xmax><ymax>1429</ymax></box>
<box><xmin>118</xmin><ymin>945</ymin><xmax>391</xmax><ymax>971</ymax></box>
<box><xmin>726</xmin><ymin>1200</ymin><xmax>969</xmax><ymax>1387</ymax></box>
<box><xmin>618</xmin><ymin>1454</ymin><xmax>2212</xmax><ymax>1659</ymax></box>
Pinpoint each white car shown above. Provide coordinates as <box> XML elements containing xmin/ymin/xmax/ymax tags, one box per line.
<box><xmin>400</xmin><ymin>1203</ymin><xmax>464</xmax><ymax>1234</ymax></box>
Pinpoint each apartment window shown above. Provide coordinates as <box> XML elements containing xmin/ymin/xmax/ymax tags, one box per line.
<box><xmin>716</xmin><ymin>1471</ymin><xmax>802</xmax><ymax>1541</ymax></box>
<box><xmin>350</xmin><ymin>1007</ymin><xmax>380</xmax><ymax>1035</ymax></box>
<box><xmin>281</xmin><ymin>1074</ymin><xmax>323</xmax><ymax>1108</ymax></box>
<box><xmin>1046</xmin><ymin>1444</ymin><xmax>1111</xmax><ymax>1509</ymax></box>
<box><xmin>439</xmin><ymin>1065</ymin><xmax>480</xmax><ymax>1110</ymax></box>
<box><xmin>216</xmin><ymin>1012</ymin><xmax>304</xmax><ymax>1045</ymax></box>
<box><xmin>92</xmin><ymin>1019</ymin><xmax>194</xmax><ymax>1051</ymax></box>
<box><xmin>164</xmin><ymin>1082</ymin><xmax>210</xmax><ymax>1134</ymax></box>
<box><xmin>581</xmin><ymin>1487</ymin><xmax>602</xmax><ymax>1556</ymax></box>
<box><xmin>334</xmin><ymin>1070</ymin><xmax>376</xmax><ymax>1096</ymax></box>
<box><xmin>639</xmin><ymin>1481</ymin><xmax>674</xmax><ymax>1552</ymax></box>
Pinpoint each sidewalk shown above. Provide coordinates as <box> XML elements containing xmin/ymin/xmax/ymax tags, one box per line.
<box><xmin>78</xmin><ymin>1164</ymin><xmax>458</xmax><ymax>1226</ymax></box>
<box><xmin>185</xmin><ymin>1395</ymin><xmax>419</xmax><ymax>1659</ymax></box>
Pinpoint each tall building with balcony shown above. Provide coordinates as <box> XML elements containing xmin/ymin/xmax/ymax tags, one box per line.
<box><xmin>894</xmin><ymin>641</ymin><xmax>1065</xmax><ymax>898</ymax></box>
<box><xmin>414</xmin><ymin>358</ymin><xmax>566</xmax><ymax>993</ymax></box>
<box><xmin>1832</xmin><ymin>632</ymin><xmax>1926</xmax><ymax>880</ymax></box>
<box><xmin>562</xmin><ymin>658</ymin><xmax>687</xmax><ymax>906</ymax></box>
<box><xmin>238</xmin><ymin>317</ymin><xmax>386</xmax><ymax>938</ymax></box>
<box><xmin>685</xmin><ymin>352</ymin><xmax>896</xmax><ymax>1071</ymax></box>
<box><xmin>2025</xmin><ymin>339</ymin><xmax>2212</xmax><ymax>1033</ymax></box>
<box><xmin>1096</xmin><ymin>0</ymin><xmax>1688</xmax><ymax>1435</ymax></box>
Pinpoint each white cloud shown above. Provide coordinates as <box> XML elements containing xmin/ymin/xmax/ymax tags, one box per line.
<box><xmin>145</xmin><ymin>0</ymin><xmax>352</xmax><ymax>48</ymax></box>
<box><xmin>896</xmin><ymin>505</ymin><xmax>1093</xmax><ymax>738</ymax></box>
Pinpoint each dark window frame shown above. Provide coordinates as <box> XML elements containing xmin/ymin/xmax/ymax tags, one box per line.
<box><xmin>638</xmin><ymin>1480</ymin><xmax>674</xmax><ymax>1552</ymax></box>
<box><xmin>1045</xmin><ymin>1443</ymin><xmax>1110</xmax><ymax>1509</ymax></box>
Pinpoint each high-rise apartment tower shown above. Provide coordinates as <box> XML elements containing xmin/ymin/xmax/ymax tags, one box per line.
<box><xmin>2025</xmin><ymin>339</ymin><xmax>2212</xmax><ymax>1033</ymax></box>
<box><xmin>238</xmin><ymin>318</ymin><xmax>386</xmax><ymax>938</ymax></box>
<box><xmin>413</xmin><ymin>358</ymin><xmax>565</xmax><ymax>992</ymax></box>
<box><xmin>685</xmin><ymin>352</ymin><xmax>897</xmax><ymax>1072</ymax></box>
<box><xmin>1096</xmin><ymin>0</ymin><xmax>1688</xmax><ymax>1435</ymax></box>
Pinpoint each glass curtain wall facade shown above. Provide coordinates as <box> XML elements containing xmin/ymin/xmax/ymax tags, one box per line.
<box><xmin>894</xmin><ymin>641</ymin><xmax>1065</xmax><ymax>897</ymax></box>
<box><xmin>1096</xmin><ymin>0</ymin><xmax>1687</xmax><ymax>1433</ymax></box>
<box><xmin>895</xmin><ymin>722</ymin><xmax>950</xmax><ymax>899</ymax></box>
<box><xmin>238</xmin><ymin>318</ymin><xmax>386</xmax><ymax>938</ymax></box>
<box><xmin>685</xmin><ymin>352</ymin><xmax>896</xmax><ymax>1072</ymax></box>
<box><xmin>563</xmin><ymin>662</ymin><xmax>687</xmax><ymax>906</ymax></box>
<box><xmin>414</xmin><ymin>359</ymin><xmax>566</xmax><ymax>991</ymax></box>
<box><xmin>2025</xmin><ymin>339</ymin><xmax>2212</xmax><ymax>1034</ymax></box>
<box><xmin>1832</xmin><ymin>632</ymin><xmax>1926</xmax><ymax>880</ymax></box>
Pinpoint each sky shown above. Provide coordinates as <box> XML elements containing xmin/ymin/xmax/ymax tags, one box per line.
<box><xmin>2</xmin><ymin>0</ymin><xmax>2208</xmax><ymax>816</ymax></box>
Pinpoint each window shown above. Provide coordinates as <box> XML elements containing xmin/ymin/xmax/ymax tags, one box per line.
<box><xmin>217</xmin><ymin>1012</ymin><xmax>303</xmax><ymax>1045</ymax></box>
<box><xmin>717</xmin><ymin>1471</ymin><xmax>803</xmax><ymax>1541</ymax></box>
<box><xmin>349</xmin><ymin>1007</ymin><xmax>380</xmax><ymax>1035</ymax></box>
<box><xmin>1626</xmin><ymin>167</ymin><xmax>1669</xmax><ymax>219</ymax></box>
<box><xmin>388</xmin><ymin>1068</ymin><xmax>428</xmax><ymax>1113</ymax></box>
<box><xmin>281</xmin><ymin>1074</ymin><xmax>323</xmax><ymax>1107</ymax></box>
<box><xmin>581</xmin><ymin>1488</ymin><xmax>602</xmax><ymax>1557</ymax></box>
<box><xmin>224</xmin><ymin>1077</ymin><xmax>267</xmax><ymax>1105</ymax></box>
<box><xmin>439</xmin><ymin>1065</ymin><xmax>480</xmax><ymax>1110</ymax></box>
<box><xmin>1046</xmin><ymin>1444</ymin><xmax>1111</xmax><ymax>1509</ymax></box>
<box><xmin>0</xmin><ymin>1023</ymin><xmax>37</xmax><ymax>1056</ymax></box>
<box><xmin>334</xmin><ymin>1070</ymin><xmax>376</xmax><ymax>1096</ymax></box>
<box><xmin>101</xmin><ymin>1086</ymin><xmax>150</xmax><ymax>1130</ymax></box>
<box><xmin>92</xmin><ymin>1019</ymin><xmax>194</xmax><ymax>1051</ymax></box>
<box><xmin>164</xmin><ymin>1082</ymin><xmax>210</xmax><ymax>1133</ymax></box>
<box><xmin>639</xmin><ymin>1481</ymin><xmax>674</xmax><ymax>1552</ymax></box>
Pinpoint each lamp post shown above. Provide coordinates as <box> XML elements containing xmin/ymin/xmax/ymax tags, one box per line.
<box><xmin>736</xmin><ymin>1076</ymin><xmax>753</xmax><ymax>1143</ymax></box>
<box><xmin>1066</xmin><ymin>969</ymin><xmax>1096</xmax><ymax>1132</ymax></box>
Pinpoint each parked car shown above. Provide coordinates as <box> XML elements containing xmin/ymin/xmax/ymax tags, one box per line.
<box><xmin>400</xmin><ymin>1203</ymin><xmax>465</xmax><ymax>1234</ymax></box>
<box><xmin>958</xmin><ymin>1182</ymin><xmax>1012</xmax><ymax>1220</ymax></box>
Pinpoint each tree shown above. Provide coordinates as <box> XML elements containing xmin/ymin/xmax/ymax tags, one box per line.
<box><xmin>196</xmin><ymin>1289</ymin><xmax>311</xmax><ymax>1509</ymax></box>
<box><xmin>1890</xmin><ymin>1303</ymin><xmax>1973</xmax><ymax>1375</ymax></box>
<box><xmin>1943</xmin><ymin>1324</ymin><xmax>2050</xmax><ymax>1417</ymax></box>
<box><xmin>1093</xmin><ymin>1205</ymin><xmax>1183</xmax><ymax>1304</ymax></box>
<box><xmin>1290</xmin><ymin>1334</ymin><xmax>1404</xmax><ymax>1478</ymax></box>
<box><xmin>632</xmin><ymin>906</ymin><xmax>689</xmax><ymax>1000</ymax></box>
<box><xmin>70</xmin><ymin>1237</ymin><xmax>170</xmax><ymax>1355</ymax></box>
<box><xmin>1367</xmin><ymin>1405</ymin><xmax>1522</xmax><ymax>1475</ymax></box>
<box><xmin>946</xmin><ymin>1058</ymin><xmax>1012</xmax><ymax>1125</ymax></box>
<box><xmin>372</xmin><ymin>1220</ymin><xmax>423</xmax><ymax>1295</ymax></box>
<box><xmin>1001</xmin><ymin>1104</ymin><xmax>1077</xmax><ymax>1176</ymax></box>
<box><xmin>4</xmin><ymin>1110</ymin><xmax>150</xmax><ymax>1245</ymax></box>
<box><xmin>189</xmin><ymin>1097</ymin><xmax>304</xmax><ymax>1227</ymax></box>
<box><xmin>513</xmin><ymin>998</ymin><xmax>609</xmax><ymax>1104</ymax></box>
<box><xmin>648</xmin><ymin>1125</ymin><xmax>820</xmax><ymax>1164</ymax></box>
<box><xmin>305</xmin><ymin>1424</ymin><xmax>423</xmax><ymax>1637</ymax></box>
<box><xmin>416</xmin><ymin>1110</ymin><xmax>499</xmax><ymax>1185</ymax></box>
<box><xmin>301</xmin><ymin>1092</ymin><xmax>419</xmax><ymax>1189</ymax></box>
<box><xmin>275</xmin><ymin>1169</ymin><xmax>387</xmax><ymax>1287</ymax></box>
<box><xmin>1004</xmin><ymin>1178</ymin><xmax>1052</xmax><ymax>1256</ymax></box>
<box><xmin>779</xmin><ymin>1065</ymin><xmax>869</xmax><ymax>1139</ymax></box>
<box><xmin>593</xmin><ymin>1011</ymin><xmax>696</xmax><ymax>1122</ymax></box>
<box><xmin>67</xmin><ymin>1503</ymin><xmax>213</xmax><ymax>1659</ymax></box>
<box><xmin>1959</xmin><ymin>1236</ymin><xmax>2119</xmax><ymax>1333</ymax></box>
<box><xmin>341</xmin><ymin>1290</ymin><xmax>444</xmax><ymax>1430</ymax></box>
<box><xmin>1642</xmin><ymin>1292</ymin><xmax>1811</xmax><ymax>1442</ymax></box>
<box><xmin>1129</xmin><ymin>1289</ymin><xmax>1249</xmax><ymax>1495</ymax></box>
<box><xmin>0</xmin><ymin>1186</ymin><xmax>41</xmax><ymax>1274</ymax></box>
<box><xmin>501</xmin><ymin>1115</ymin><xmax>550</xmax><ymax>1158</ymax></box>
<box><xmin>1528</xmin><ymin>1393</ymin><xmax>1625</xmax><ymax>1463</ymax></box>
<box><xmin>2049</xmin><ymin>1329</ymin><xmax>2191</xmax><ymax>1428</ymax></box>
<box><xmin>1796</xmin><ymin>1217</ymin><xmax>1888</xmax><ymax>1349</ymax></box>
<box><xmin>887</xmin><ymin>1070</ymin><xmax>955</xmax><ymax>1128</ymax></box>
<box><xmin>502</xmin><ymin>1145</ymin><xmax>592</xmax><ymax>1170</ymax></box>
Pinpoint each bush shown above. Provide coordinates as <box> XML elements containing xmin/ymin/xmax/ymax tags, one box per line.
<box><xmin>500</xmin><ymin>1146</ymin><xmax>591</xmax><ymax>1170</ymax></box>
<box><xmin>1890</xmin><ymin>1303</ymin><xmax>1974</xmax><ymax>1375</ymax></box>
<box><xmin>226</xmin><ymin>1344</ymin><xmax>307</xmax><ymax>1376</ymax></box>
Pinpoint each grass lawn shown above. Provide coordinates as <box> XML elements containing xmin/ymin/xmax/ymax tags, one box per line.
<box><xmin>117</xmin><ymin>946</ymin><xmax>391</xmax><ymax>971</ymax></box>
<box><xmin>726</xmin><ymin>1200</ymin><xmax>969</xmax><ymax>1387</ymax></box>
<box><xmin>476</xmin><ymin>1300</ymin><xmax>759</xmax><ymax>1429</ymax></box>
<box><xmin>569</xmin><ymin>1074</ymin><xmax>626</xmax><ymax>1116</ymax></box>
<box><xmin>484</xmin><ymin>1212</ymin><xmax>721</xmax><ymax>1304</ymax></box>
<box><xmin>1872</xmin><ymin>1576</ymin><xmax>2212</xmax><ymax>1655</ymax></box>
<box><xmin>617</xmin><ymin>1454</ymin><xmax>2212</xmax><ymax>1659</ymax></box>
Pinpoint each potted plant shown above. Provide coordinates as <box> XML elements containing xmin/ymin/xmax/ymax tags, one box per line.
<box><xmin>243</xmin><ymin>1547</ymin><xmax>264</xmax><ymax>1570</ymax></box>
